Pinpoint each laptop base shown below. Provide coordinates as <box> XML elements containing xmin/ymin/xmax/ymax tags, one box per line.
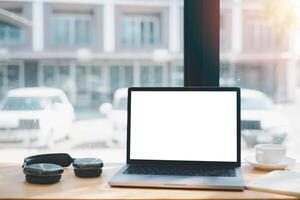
<box><xmin>109</xmin><ymin>165</ymin><xmax>245</xmax><ymax>191</ymax></box>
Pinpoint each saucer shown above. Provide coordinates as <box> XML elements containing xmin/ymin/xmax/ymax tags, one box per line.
<box><xmin>245</xmin><ymin>156</ymin><xmax>296</xmax><ymax>170</ymax></box>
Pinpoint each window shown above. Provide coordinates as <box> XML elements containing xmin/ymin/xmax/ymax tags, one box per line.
<box><xmin>89</xmin><ymin>66</ymin><xmax>104</xmax><ymax>104</ymax></box>
<box><xmin>76</xmin><ymin>65</ymin><xmax>88</xmax><ymax>102</ymax></box>
<box><xmin>0</xmin><ymin>64</ymin><xmax>4</xmax><ymax>97</ymax></box>
<box><xmin>220</xmin><ymin>10</ymin><xmax>231</xmax><ymax>52</ymax></box>
<box><xmin>0</xmin><ymin>22</ymin><xmax>22</xmax><ymax>45</ymax></box>
<box><xmin>0</xmin><ymin>0</ymin><xmax>185</xmax><ymax>163</ymax></box>
<box><xmin>172</xmin><ymin>65</ymin><xmax>184</xmax><ymax>86</ymax></box>
<box><xmin>140</xmin><ymin>65</ymin><xmax>164</xmax><ymax>86</ymax></box>
<box><xmin>52</xmin><ymin>13</ymin><xmax>93</xmax><ymax>46</ymax></box>
<box><xmin>124</xmin><ymin>66</ymin><xmax>134</xmax><ymax>86</ymax></box>
<box><xmin>110</xmin><ymin>65</ymin><xmax>134</xmax><ymax>94</ymax></box>
<box><xmin>185</xmin><ymin>0</ymin><xmax>300</xmax><ymax>162</ymax></box>
<box><xmin>43</xmin><ymin>65</ymin><xmax>56</xmax><ymax>86</ymax></box>
<box><xmin>110</xmin><ymin>65</ymin><xmax>121</xmax><ymax>93</ymax></box>
<box><xmin>122</xmin><ymin>15</ymin><xmax>161</xmax><ymax>47</ymax></box>
<box><xmin>244</xmin><ymin>11</ymin><xmax>286</xmax><ymax>52</ymax></box>
<box><xmin>0</xmin><ymin>66</ymin><xmax>3</xmax><ymax>88</ymax></box>
<box><xmin>0</xmin><ymin>64</ymin><xmax>20</xmax><ymax>90</ymax></box>
<box><xmin>219</xmin><ymin>0</ymin><xmax>300</xmax><ymax>160</ymax></box>
<box><xmin>58</xmin><ymin>65</ymin><xmax>71</xmax><ymax>96</ymax></box>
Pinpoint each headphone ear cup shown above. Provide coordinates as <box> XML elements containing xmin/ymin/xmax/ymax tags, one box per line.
<box><xmin>72</xmin><ymin>158</ymin><xmax>103</xmax><ymax>178</ymax></box>
<box><xmin>73</xmin><ymin>168</ymin><xmax>102</xmax><ymax>178</ymax></box>
<box><xmin>25</xmin><ymin>174</ymin><xmax>62</xmax><ymax>184</ymax></box>
<box><xmin>23</xmin><ymin>163</ymin><xmax>64</xmax><ymax>184</ymax></box>
<box><xmin>73</xmin><ymin>158</ymin><xmax>103</xmax><ymax>169</ymax></box>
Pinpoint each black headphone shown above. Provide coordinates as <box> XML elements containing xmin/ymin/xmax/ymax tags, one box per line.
<box><xmin>22</xmin><ymin>153</ymin><xmax>103</xmax><ymax>184</ymax></box>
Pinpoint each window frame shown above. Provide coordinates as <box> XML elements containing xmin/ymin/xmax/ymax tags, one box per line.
<box><xmin>184</xmin><ymin>0</ymin><xmax>220</xmax><ymax>87</ymax></box>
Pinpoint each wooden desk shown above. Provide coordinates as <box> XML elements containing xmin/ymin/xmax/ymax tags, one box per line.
<box><xmin>0</xmin><ymin>163</ymin><xmax>297</xmax><ymax>200</ymax></box>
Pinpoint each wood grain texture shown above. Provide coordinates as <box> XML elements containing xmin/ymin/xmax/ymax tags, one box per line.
<box><xmin>0</xmin><ymin>163</ymin><xmax>297</xmax><ymax>200</ymax></box>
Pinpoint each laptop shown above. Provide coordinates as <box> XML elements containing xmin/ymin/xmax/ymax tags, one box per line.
<box><xmin>109</xmin><ymin>87</ymin><xmax>245</xmax><ymax>190</ymax></box>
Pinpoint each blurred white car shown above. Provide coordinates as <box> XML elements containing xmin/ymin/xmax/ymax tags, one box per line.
<box><xmin>241</xmin><ymin>89</ymin><xmax>290</xmax><ymax>147</ymax></box>
<box><xmin>99</xmin><ymin>88</ymin><xmax>127</xmax><ymax>147</ymax></box>
<box><xmin>0</xmin><ymin>88</ymin><xmax>75</xmax><ymax>147</ymax></box>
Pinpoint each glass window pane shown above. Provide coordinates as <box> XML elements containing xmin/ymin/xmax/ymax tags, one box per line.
<box><xmin>172</xmin><ymin>65</ymin><xmax>184</xmax><ymax>86</ymax></box>
<box><xmin>75</xmin><ymin>19</ymin><xmax>92</xmax><ymax>45</ymax></box>
<box><xmin>53</xmin><ymin>13</ymin><xmax>93</xmax><ymax>46</ymax></box>
<box><xmin>59</xmin><ymin>65</ymin><xmax>71</xmax><ymax>96</ymax></box>
<box><xmin>153</xmin><ymin>20</ymin><xmax>160</xmax><ymax>44</ymax></box>
<box><xmin>7</xmin><ymin>65</ymin><xmax>19</xmax><ymax>89</ymax></box>
<box><xmin>122</xmin><ymin>15</ymin><xmax>161</xmax><ymax>47</ymax></box>
<box><xmin>110</xmin><ymin>66</ymin><xmax>121</xmax><ymax>94</ymax></box>
<box><xmin>0</xmin><ymin>22</ymin><xmax>22</xmax><ymax>45</ymax></box>
<box><xmin>0</xmin><ymin>24</ymin><xmax>5</xmax><ymax>42</ymax></box>
<box><xmin>43</xmin><ymin>65</ymin><xmax>55</xmax><ymax>86</ymax></box>
<box><xmin>124</xmin><ymin>66</ymin><xmax>134</xmax><ymax>87</ymax></box>
<box><xmin>89</xmin><ymin>66</ymin><xmax>103</xmax><ymax>104</ymax></box>
<box><xmin>140</xmin><ymin>66</ymin><xmax>150</xmax><ymax>86</ymax></box>
<box><xmin>154</xmin><ymin>66</ymin><xmax>163</xmax><ymax>86</ymax></box>
<box><xmin>143</xmin><ymin>21</ymin><xmax>151</xmax><ymax>45</ymax></box>
<box><xmin>9</xmin><ymin>26</ymin><xmax>21</xmax><ymax>44</ymax></box>
<box><xmin>122</xmin><ymin>18</ymin><xmax>132</xmax><ymax>45</ymax></box>
<box><xmin>77</xmin><ymin>65</ymin><xmax>88</xmax><ymax>102</ymax></box>
<box><xmin>133</xmin><ymin>19</ymin><xmax>141</xmax><ymax>46</ymax></box>
<box><xmin>0</xmin><ymin>65</ymin><xmax>3</xmax><ymax>89</ymax></box>
<box><xmin>0</xmin><ymin>1</ymin><xmax>184</xmax><ymax>163</ymax></box>
<box><xmin>53</xmin><ymin>17</ymin><xmax>70</xmax><ymax>45</ymax></box>
<box><xmin>0</xmin><ymin>64</ymin><xmax>5</xmax><ymax>98</ymax></box>
<box><xmin>220</xmin><ymin>0</ymin><xmax>299</xmax><ymax>160</ymax></box>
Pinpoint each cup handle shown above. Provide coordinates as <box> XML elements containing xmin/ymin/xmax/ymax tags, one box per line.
<box><xmin>256</xmin><ymin>151</ymin><xmax>263</xmax><ymax>163</ymax></box>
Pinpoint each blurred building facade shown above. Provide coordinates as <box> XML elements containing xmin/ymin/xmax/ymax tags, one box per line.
<box><xmin>220</xmin><ymin>0</ymin><xmax>297</xmax><ymax>102</ymax></box>
<box><xmin>0</xmin><ymin>0</ymin><xmax>184</xmax><ymax>107</ymax></box>
<box><xmin>0</xmin><ymin>0</ymin><xmax>298</xmax><ymax>107</ymax></box>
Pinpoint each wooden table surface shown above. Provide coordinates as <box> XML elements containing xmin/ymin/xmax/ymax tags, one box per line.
<box><xmin>0</xmin><ymin>163</ymin><xmax>298</xmax><ymax>200</ymax></box>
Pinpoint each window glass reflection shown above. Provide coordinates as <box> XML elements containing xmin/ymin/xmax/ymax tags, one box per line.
<box><xmin>0</xmin><ymin>0</ymin><xmax>183</xmax><ymax>162</ymax></box>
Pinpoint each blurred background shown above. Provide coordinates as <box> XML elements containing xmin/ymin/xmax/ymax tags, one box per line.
<box><xmin>0</xmin><ymin>0</ymin><xmax>300</xmax><ymax>163</ymax></box>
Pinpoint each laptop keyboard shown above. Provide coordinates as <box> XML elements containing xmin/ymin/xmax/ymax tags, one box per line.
<box><xmin>124</xmin><ymin>165</ymin><xmax>236</xmax><ymax>177</ymax></box>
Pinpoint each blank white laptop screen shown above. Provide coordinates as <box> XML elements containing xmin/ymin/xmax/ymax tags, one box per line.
<box><xmin>130</xmin><ymin>91</ymin><xmax>237</xmax><ymax>162</ymax></box>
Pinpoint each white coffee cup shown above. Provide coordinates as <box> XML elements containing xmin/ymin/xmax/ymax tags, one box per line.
<box><xmin>255</xmin><ymin>144</ymin><xmax>287</xmax><ymax>164</ymax></box>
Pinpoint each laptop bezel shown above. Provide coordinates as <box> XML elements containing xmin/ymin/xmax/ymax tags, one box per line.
<box><xmin>127</xmin><ymin>87</ymin><xmax>241</xmax><ymax>168</ymax></box>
